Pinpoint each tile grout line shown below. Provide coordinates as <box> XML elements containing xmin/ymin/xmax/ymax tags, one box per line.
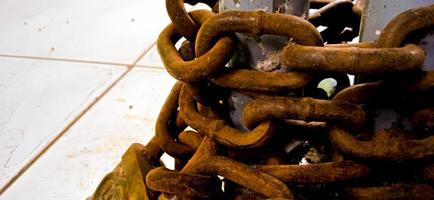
<box><xmin>0</xmin><ymin>49</ymin><xmax>169</xmax><ymax>71</ymax></box>
<box><xmin>0</xmin><ymin>54</ymin><xmax>131</xmax><ymax>67</ymax></box>
<box><xmin>134</xmin><ymin>65</ymin><xmax>166</xmax><ymax>70</ymax></box>
<box><xmin>0</xmin><ymin>42</ymin><xmax>155</xmax><ymax>195</ymax></box>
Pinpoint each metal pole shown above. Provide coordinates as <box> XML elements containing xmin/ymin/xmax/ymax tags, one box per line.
<box><xmin>219</xmin><ymin>0</ymin><xmax>310</xmax><ymax>130</ymax></box>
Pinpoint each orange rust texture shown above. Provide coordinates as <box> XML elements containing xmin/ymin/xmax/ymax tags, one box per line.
<box><xmin>92</xmin><ymin>2</ymin><xmax>434</xmax><ymax>200</ymax></box>
<box><xmin>345</xmin><ymin>184</ymin><xmax>434</xmax><ymax>200</ymax></box>
<box><xmin>242</xmin><ymin>96</ymin><xmax>366</xmax><ymax>130</ymax></box>
<box><xmin>330</xmin><ymin>127</ymin><xmax>434</xmax><ymax>161</ymax></box>
<box><xmin>282</xmin><ymin>44</ymin><xmax>425</xmax><ymax>74</ymax></box>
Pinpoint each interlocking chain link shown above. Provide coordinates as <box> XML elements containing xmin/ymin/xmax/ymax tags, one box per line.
<box><xmin>115</xmin><ymin>1</ymin><xmax>434</xmax><ymax>200</ymax></box>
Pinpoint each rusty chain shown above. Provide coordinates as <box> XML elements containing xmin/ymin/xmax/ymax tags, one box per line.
<box><xmin>93</xmin><ymin>1</ymin><xmax>434</xmax><ymax>200</ymax></box>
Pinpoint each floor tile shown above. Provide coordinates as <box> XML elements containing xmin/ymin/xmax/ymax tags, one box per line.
<box><xmin>0</xmin><ymin>57</ymin><xmax>126</xmax><ymax>192</ymax></box>
<box><xmin>136</xmin><ymin>44</ymin><xmax>164</xmax><ymax>68</ymax></box>
<box><xmin>0</xmin><ymin>0</ymin><xmax>169</xmax><ymax>64</ymax></box>
<box><xmin>0</xmin><ymin>68</ymin><xmax>176</xmax><ymax>200</ymax></box>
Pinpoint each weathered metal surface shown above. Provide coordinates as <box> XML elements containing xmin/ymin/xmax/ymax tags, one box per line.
<box><xmin>361</xmin><ymin>0</ymin><xmax>434</xmax><ymax>71</ymax></box>
<box><xmin>345</xmin><ymin>184</ymin><xmax>434</xmax><ymax>200</ymax></box>
<box><xmin>93</xmin><ymin>1</ymin><xmax>434</xmax><ymax>199</ymax></box>
<box><xmin>330</xmin><ymin>127</ymin><xmax>434</xmax><ymax>161</ymax></box>
<box><xmin>282</xmin><ymin>44</ymin><xmax>425</xmax><ymax>74</ymax></box>
<box><xmin>193</xmin><ymin>9</ymin><xmax>322</xmax><ymax>93</ymax></box>
<box><xmin>179</xmin><ymin>86</ymin><xmax>275</xmax><ymax>148</ymax></box>
<box><xmin>157</xmin><ymin>10</ymin><xmax>235</xmax><ymax>82</ymax></box>
<box><xmin>155</xmin><ymin>82</ymin><xmax>193</xmax><ymax>159</ymax></box>
<box><xmin>166</xmin><ymin>0</ymin><xmax>219</xmax><ymax>41</ymax></box>
<box><xmin>179</xmin><ymin>137</ymin><xmax>294</xmax><ymax>199</ymax></box>
<box><xmin>90</xmin><ymin>142</ymin><xmax>162</xmax><ymax>200</ymax></box>
<box><xmin>256</xmin><ymin>161</ymin><xmax>369</xmax><ymax>184</ymax></box>
<box><xmin>145</xmin><ymin>167</ymin><xmax>221</xmax><ymax>198</ymax></box>
<box><xmin>218</xmin><ymin>0</ymin><xmax>312</xmax><ymax>139</ymax></box>
<box><xmin>242</xmin><ymin>96</ymin><xmax>366</xmax><ymax>130</ymax></box>
<box><xmin>219</xmin><ymin>0</ymin><xmax>310</xmax><ymax>71</ymax></box>
<box><xmin>195</xmin><ymin>10</ymin><xmax>323</xmax><ymax>54</ymax></box>
<box><xmin>412</xmin><ymin>108</ymin><xmax>434</xmax><ymax>132</ymax></box>
<box><xmin>220</xmin><ymin>0</ymin><xmax>309</xmax><ymax>17</ymax></box>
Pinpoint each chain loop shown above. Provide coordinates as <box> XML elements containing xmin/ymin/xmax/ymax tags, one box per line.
<box><xmin>179</xmin><ymin>85</ymin><xmax>276</xmax><ymax>148</ymax></box>
<box><xmin>155</xmin><ymin>82</ymin><xmax>193</xmax><ymax>159</ymax></box>
<box><xmin>158</xmin><ymin>10</ymin><xmax>236</xmax><ymax>82</ymax></box>
<box><xmin>166</xmin><ymin>0</ymin><xmax>219</xmax><ymax>41</ymax></box>
<box><xmin>377</xmin><ymin>4</ymin><xmax>434</xmax><ymax>48</ymax></box>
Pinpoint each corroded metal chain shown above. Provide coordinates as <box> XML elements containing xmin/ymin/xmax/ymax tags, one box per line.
<box><xmin>149</xmin><ymin>1</ymin><xmax>434</xmax><ymax>199</ymax></box>
<box><xmin>92</xmin><ymin>1</ymin><xmax>434</xmax><ymax>200</ymax></box>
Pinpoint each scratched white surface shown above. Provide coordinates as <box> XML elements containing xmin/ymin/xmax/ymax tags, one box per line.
<box><xmin>0</xmin><ymin>57</ymin><xmax>126</xmax><ymax>192</ymax></box>
<box><xmin>0</xmin><ymin>0</ymin><xmax>169</xmax><ymax>64</ymax></box>
<box><xmin>136</xmin><ymin>44</ymin><xmax>165</xmax><ymax>68</ymax></box>
<box><xmin>0</xmin><ymin>0</ymin><xmax>202</xmax><ymax>198</ymax></box>
<box><xmin>0</xmin><ymin>68</ymin><xmax>176</xmax><ymax>200</ymax></box>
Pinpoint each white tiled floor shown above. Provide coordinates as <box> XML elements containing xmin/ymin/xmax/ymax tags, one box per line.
<box><xmin>0</xmin><ymin>57</ymin><xmax>126</xmax><ymax>190</ymax></box>
<box><xmin>0</xmin><ymin>0</ymin><xmax>170</xmax><ymax>65</ymax></box>
<box><xmin>0</xmin><ymin>0</ymin><xmax>176</xmax><ymax>198</ymax></box>
<box><xmin>0</xmin><ymin>68</ymin><xmax>174</xmax><ymax>200</ymax></box>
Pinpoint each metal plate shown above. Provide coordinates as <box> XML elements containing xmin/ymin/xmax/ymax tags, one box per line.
<box><xmin>360</xmin><ymin>0</ymin><xmax>434</xmax><ymax>71</ymax></box>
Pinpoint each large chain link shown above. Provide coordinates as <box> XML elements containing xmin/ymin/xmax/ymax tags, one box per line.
<box><xmin>133</xmin><ymin>1</ymin><xmax>434</xmax><ymax>199</ymax></box>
